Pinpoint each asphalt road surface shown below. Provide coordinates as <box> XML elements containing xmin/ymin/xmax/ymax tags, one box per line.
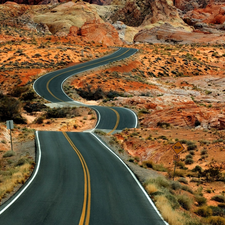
<box><xmin>0</xmin><ymin>48</ymin><xmax>167</xmax><ymax>225</ymax></box>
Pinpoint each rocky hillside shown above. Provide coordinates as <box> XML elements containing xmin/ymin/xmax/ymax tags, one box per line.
<box><xmin>1</xmin><ymin>0</ymin><xmax>225</xmax><ymax>44</ymax></box>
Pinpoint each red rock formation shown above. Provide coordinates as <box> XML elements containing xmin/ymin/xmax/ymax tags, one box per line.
<box><xmin>133</xmin><ymin>23</ymin><xmax>225</xmax><ymax>44</ymax></box>
<box><xmin>185</xmin><ymin>2</ymin><xmax>225</xmax><ymax>25</ymax></box>
<box><xmin>174</xmin><ymin>0</ymin><xmax>210</xmax><ymax>11</ymax></box>
<box><xmin>72</xmin><ymin>19</ymin><xmax>123</xmax><ymax>46</ymax></box>
<box><xmin>68</xmin><ymin>26</ymin><xmax>80</xmax><ymax>36</ymax></box>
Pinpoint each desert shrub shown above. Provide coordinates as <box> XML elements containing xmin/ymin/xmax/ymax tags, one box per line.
<box><xmin>16</xmin><ymin>158</ymin><xmax>26</xmax><ymax>166</ymax></box>
<box><xmin>185</xmin><ymin>158</ymin><xmax>194</xmax><ymax>165</ymax></box>
<box><xmin>180</xmin><ymin>139</ymin><xmax>188</xmax><ymax>144</ymax></box>
<box><xmin>24</xmin><ymin>102</ymin><xmax>47</xmax><ymax>113</ymax></box>
<box><xmin>147</xmin><ymin>177</ymin><xmax>171</xmax><ymax>189</ymax></box>
<box><xmin>145</xmin><ymin>183</ymin><xmax>159</xmax><ymax>194</ymax></box>
<box><xmin>178</xmin><ymin>177</ymin><xmax>188</xmax><ymax>184</ymax></box>
<box><xmin>3</xmin><ymin>151</ymin><xmax>15</xmax><ymax>158</ymax></box>
<box><xmin>153</xmin><ymin>163</ymin><xmax>167</xmax><ymax>172</ymax></box>
<box><xmin>211</xmin><ymin>195</ymin><xmax>225</xmax><ymax>203</ymax></box>
<box><xmin>187</xmin><ymin>144</ymin><xmax>197</xmax><ymax>150</ymax></box>
<box><xmin>106</xmin><ymin>90</ymin><xmax>121</xmax><ymax>99</ymax></box>
<box><xmin>189</xmin><ymin>150</ymin><xmax>195</xmax><ymax>155</ymax></box>
<box><xmin>138</xmin><ymin>109</ymin><xmax>149</xmax><ymax>114</ymax></box>
<box><xmin>209</xmin><ymin>206</ymin><xmax>225</xmax><ymax>217</ymax></box>
<box><xmin>195</xmin><ymin>195</ymin><xmax>207</xmax><ymax>206</ymax></box>
<box><xmin>45</xmin><ymin>107</ymin><xmax>79</xmax><ymax>119</ymax></box>
<box><xmin>142</xmin><ymin>160</ymin><xmax>153</xmax><ymax>168</ymax></box>
<box><xmin>165</xmin><ymin>193</ymin><xmax>180</xmax><ymax>209</ymax></box>
<box><xmin>186</xmin><ymin>154</ymin><xmax>193</xmax><ymax>159</ymax></box>
<box><xmin>35</xmin><ymin>116</ymin><xmax>45</xmax><ymax>124</ymax></box>
<box><xmin>176</xmin><ymin>161</ymin><xmax>186</xmax><ymax>169</ymax></box>
<box><xmin>174</xmin><ymin>169</ymin><xmax>187</xmax><ymax>177</ymax></box>
<box><xmin>204</xmin><ymin>216</ymin><xmax>225</xmax><ymax>225</ymax></box>
<box><xmin>218</xmin><ymin>203</ymin><xmax>225</xmax><ymax>208</ymax></box>
<box><xmin>195</xmin><ymin>206</ymin><xmax>212</xmax><ymax>217</ymax></box>
<box><xmin>76</xmin><ymin>85</ymin><xmax>104</xmax><ymax>100</ymax></box>
<box><xmin>11</xmin><ymin>86</ymin><xmax>29</xmax><ymax>97</ymax></box>
<box><xmin>181</xmin><ymin>185</ymin><xmax>193</xmax><ymax>194</ymax></box>
<box><xmin>142</xmin><ymin>160</ymin><xmax>167</xmax><ymax>171</ymax></box>
<box><xmin>157</xmin><ymin>122</ymin><xmax>170</xmax><ymax>128</ymax></box>
<box><xmin>171</xmin><ymin>181</ymin><xmax>181</xmax><ymax>190</ymax></box>
<box><xmin>177</xmin><ymin>194</ymin><xmax>192</xmax><ymax>210</ymax></box>
<box><xmin>202</xmin><ymin>167</ymin><xmax>223</xmax><ymax>181</ymax></box>
<box><xmin>20</xmin><ymin>90</ymin><xmax>36</xmax><ymax>101</ymax></box>
<box><xmin>192</xmin><ymin>165</ymin><xmax>202</xmax><ymax>173</ymax></box>
<box><xmin>94</xmin><ymin>130</ymin><xmax>106</xmax><ymax>136</ymax></box>
<box><xmin>201</xmin><ymin>149</ymin><xmax>208</xmax><ymax>155</ymax></box>
<box><xmin>157</xmin><ymin>135</ymin><xmax>168</xmax><ymax>140</ymax></box>
<box><xmin>0</xmin><ymin>95</ymin><xmax>26</xmax><ymax>123</ymax></box>
<box><xmin>154</xmin><ymin>195</ymin><xmax>185</xmax><ymax>225</ymax></box>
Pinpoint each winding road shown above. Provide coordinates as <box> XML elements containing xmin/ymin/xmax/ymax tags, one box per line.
<box><xmin>0</xmin><ymin>48</ymin><xmax>167</xmax><ymax>225</ymax></box>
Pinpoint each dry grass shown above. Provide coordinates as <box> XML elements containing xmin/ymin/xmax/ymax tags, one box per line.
<box><xmin>145</xmin><ymin>183</ymin><xmax>159</xmax><ymax>194</ymax></box>
<box><xmin>155</xmin><ymin>195</ymin><xmax>184</xmax><ymax>225</ymax></box>
<box><xmin>0</xmin><ymin>163</ymin><xmax>31</xmax><ymax>202</ymax></box>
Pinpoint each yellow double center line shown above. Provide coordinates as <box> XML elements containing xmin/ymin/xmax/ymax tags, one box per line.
<box><xmin>107</xmin><ymin>108</ymin><xmax>120</xmax><ymax>135</ymax></box>
<box><xmin>63</xmin><ymin>132</ymin><xmax>91</xmax><ymax>225</ymax></box>
<box><xmin>45</xmin><ymin>49</ymin><xmax>130</xmax><ymax>135</ymax></box>
<box><xmin>46</xmin><ymin>48</ymin><xmax>130</xmax><ymax>103</ymax></box>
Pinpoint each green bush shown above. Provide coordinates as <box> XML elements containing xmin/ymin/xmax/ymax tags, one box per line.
<box><xmin>165</xmin><ymin>193</ymin><xmax>180</xmax><ymax>209</ymax></box>
<box><xmin>181</xmin><ymin>185</ymin><xmax>193</xmax><ymax>194</ymax></box>
<box><xmin>201</xmin><ymin>149</ymin><xmax>208</xmax><ymax>155</ymax></box>
<box><xmin>192</xmin><ymin>165</ymin><xmax>202</xmax><ymax>173</ymax></box>
<box><xmin>187</xmin><ymin>144</ymin><xmax>197</xmax><ymax>150</ymax></box>
<box><xmin>195</xmin><ymin>206</ymin><xmax>212</xmax><ymax>217</ymax></box>
<box><xmin>211</xmin><ymin>195</ymin><xmax>225</xmax><ymax>203</ymax></box>
<box><xmin>45</xmin><ymin>107</ymin><xmax>80</xmax><ymax>119</ymax></box>
<box><xmin>185</xmin><ymin>158</ymin><xmax>194</xmax><ymax>165</ymax></box>
<box><xmin>3</xmin><ymin>151</ymin><xmax>15</xmax><ymax>158</ymax></box>
<box><xmin>76</xmin><ymin>85</ymin><xmax>104</xmax><ymax>100</ymax></box>
<box><xmin>147</xmin><ymin>177</ymin><xmax>171</xmax><ymax>189</ymax></box>
<box><xmin>0</xmin><ymin>95</ymin><xmax>26</xmax><ymax>123</ymax></box>
<box><xmin>189</xmin><ymin>150</ymin><xmax>195</xmax><ymax>155</ymax></box>
<box><xmin>35</xmin><ymin>116</ymin><xmax>45</xmax><ymax>124</ymax></box>
<box><xmin>16</xmin><ymin>158</ymin><xmax>26</xmax><ymax>166</ymax></box>
<box><xmin>209</xmin><ymin>206</ymin><xmax>225</xmax><ymax>217</ymax></box>
<box><xmin>186</xmin><ymin>154</ymin><xmax>193</xmax><ymax>159</ymax></box>
<box><xmin>218</xmin><ymin>203</ymin><xmax>225</xmax><ymax>208</ymax></box>
<box><xmin>156</xmin><ymin>122</ymin><xmax>170</xmax><ymax>128</ymax></box>
<box><xmin>171</xmin><ymin>181</ymin><xmax>181</xmax><ymax>190</ymax></box>
<box><xmin>195</xmin><ymin>195</ymin><xmax>207</xmax><ymax>206</ymax></box>
<box><xmin>21</xmin><ymin>90</ymin><xmax>36</xmax><ymax>101</ymax></box>
<box><xmin>205</xmin><ymin>216</ymin><xmax>225</xmax><ymax>225</ymax></box>
<box><xmin>177</xmin><ymin>194</ymin><xmax>192</xmax><ymax>210</ymax></box>
<box><xmin>178</xmin><ymin>177</ymin><xmax>188</xmax><ymax>184</ymax></box>
<box><xmin>11</xmin><ymin>86</ymin><xmax>29</xmax><ymax>97</ymax></box>
<box><xmin>153</xmin><ymin>164</ymin><xmax>167</xmax><ymax>172</ymax></box>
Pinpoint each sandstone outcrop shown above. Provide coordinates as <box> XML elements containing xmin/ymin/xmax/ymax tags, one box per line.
<box><xmin>70</xmin><ymin>19</ymin><xmax>123</xmax><ymax>45</ymax></box>
<box><xmin>184</xmin><ymin>2</ymin><xmax>225</xmax><ymax>25</ymax></box>
<box><xmin>110</xmin><ymin>0</ymin><xmax>191</xmax><ymax>41</ymax></box>
<box><xmin>113</xmin><ymin>21</ymin><xmax>139</xmax><ymax>43</ymax></box>
<box><xmin>133</xmin><ymin>22</ymin><xmax>225</xmax><ymax>44</ymax></box>
<box><xmin>174</xmin><ymin>0</ymin><xmax>210</xmax><ymax>12</ymax></box>
<box><xmin>33</xmin><ymin>2</ymin><xmax>104</xmax><ymax>34</ymax></box>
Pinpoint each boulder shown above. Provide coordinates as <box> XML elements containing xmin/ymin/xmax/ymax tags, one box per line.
<box><xmin>79</xmin><ymin>19</ymin><xmax>123</xmax><ymax>45</ymax></box>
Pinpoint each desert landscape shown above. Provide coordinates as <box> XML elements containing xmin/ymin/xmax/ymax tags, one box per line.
<box><xmin>0</xmin><ymin>0</ymin><xmax>225</xmax><ymax>224</ymax></box>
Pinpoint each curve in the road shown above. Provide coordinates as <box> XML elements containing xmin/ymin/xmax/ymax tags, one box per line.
<box><xmin>0</xmin><ymin>47</ymin><xmax>168</xmax><ymax>225</ymax></box>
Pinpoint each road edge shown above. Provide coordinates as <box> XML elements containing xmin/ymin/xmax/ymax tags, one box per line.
<box><xmin>0</xmin><ymin>131</ymin><xmax>42</xmax><ymax>214</ymax></box>
<box><xmin>90</xmin><ymin>132</ymin><xmax>169</xmax><ymax>225</ymax></box>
